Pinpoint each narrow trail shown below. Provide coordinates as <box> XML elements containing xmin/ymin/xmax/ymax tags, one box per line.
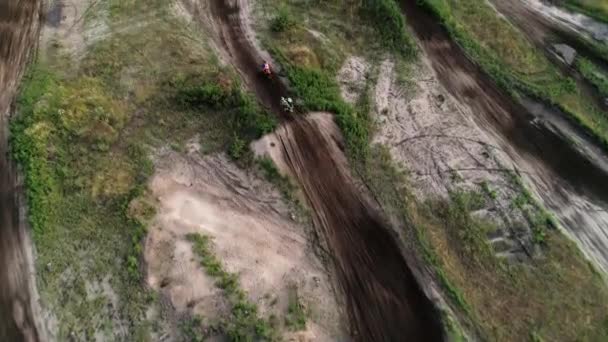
<box><xmin>208</xmin><ymin>0</ymin><xmax>444</xmax><ymax>340</ymax></box>
<box><xmin>0</xmin><ymin>1</ymin><xmax>45</xmax><ymax>341</ymax></box>
<box><xmin>400</xmin><ymin>0</ymin><xmax>608</xmax><ymax>273</ymax></box>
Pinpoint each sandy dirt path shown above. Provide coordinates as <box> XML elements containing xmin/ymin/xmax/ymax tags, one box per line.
<box><xmin>202</xmin><ymin>0</ymin><xmax>445</xmax><ymax>340</ymax></box>
<box><xmin>0</xmin><ymin>1</ymin><xmax>45</xmax><ymax>341</ymax></box>
<box><xmin>401</xmin><ymin>0</ymin><xmax>608</xmax><ymax>274</ymax></box>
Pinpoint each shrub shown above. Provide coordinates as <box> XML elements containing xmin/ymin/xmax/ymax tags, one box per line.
<box><xmin>175</xmin><ymin>76</ymin><xmax>277</xmax><ymax>159</ymax></box>
<box><xmin>270</xmin><ymin>8</ymin><xmax>295</xmax><ymax>33</ymax></box>
<box><xmin>360</xmin><ymin>0</ymin><xmax>416</xmax><ymax>56</ymax></box>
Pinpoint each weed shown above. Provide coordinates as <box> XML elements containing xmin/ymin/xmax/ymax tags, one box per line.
<box><xmin>576</xmin><ymin>57</ymin><xmax>608</xmax><ymax>98</ymax></box>
<box><xmin>284</xmin><ymin>288</ymin><xmax>307</xmax><ymax>331</ymax></box>
<box><xmin>179</xmin><ymin>315</ymin><xmax>205</xmax><ymax>342</ymax></box>
<box><xmin>270</xmin><ymin>8</ymin><xmax>296</xmax><ymax>33</ymax></box>
<box><xmin>173</xmin><ymin>74</ymin><xmax>277</xmax><ymax>160</ymax></box>
<box><xmin>479</xmin><ymin>181</ymin><xmax>497</xmax><ymax>200</ymax></box>
<box><xmin>563</xmin><ymin>0</ymin><xmax>608</xmax><ymax>24</ymax></box>
<box><xmin>359</xmin><ymin>0</ymin><xmax>416</xmax><ymax>56</ymax></box>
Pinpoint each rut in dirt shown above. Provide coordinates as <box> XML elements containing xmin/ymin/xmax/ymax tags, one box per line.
<box><xmin>399</xmin><ymin>0</ymin><xmax>608</xmax><ymax>205</ymax></box>
<box><xmin>209</xmin><ymin>0</ymin><xmax>445</xmax><ymax>340</ymax></box>
<box><xmin>0</xmin><ymin>1</ymin><xmax>44</xmax><ymax>342</ymax></box>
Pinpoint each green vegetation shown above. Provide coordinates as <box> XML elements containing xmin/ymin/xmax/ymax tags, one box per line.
<box><xmin>563</xmin><ymin>0</ymin><xmax>608</xmax><ymax>24</ymax></box>
<box><xmin>419</xmin><ymin>0</ymin><xmax>608</xmax><ymax>149</ymax></box>
<box><xmin>12</xmin><ymin>0</ymin><xmax>274</xmax><ymax>338</ymax></box>
<box><xmin>280</xmin><ymin>62</ymin><xmax>371</xmax><ymax>159</ymax></box>
<box><xmin>270</xmin><ymin>8</ymin><xmax>296</xmax><ymax>33</ymax></box>
<box><xmin>284</xmin><ymin>287</ymin><xmax>307</xmax><ymax>331</ymax></box>
<box><xmin>172</xmin><ymin>73</ymin><xmax>277</xmax><ymax>159</ymax></box>
<box><xmin>479</xmin><ymin>180</ymin><xmax>497</xmax><ymax>200</ymax></box>
<box><xmin>576</xmin><ymin>57</ymin><xmax>608</xmax><ymax>98</ymax></box>
<box><xmin>359</xmin><ymin>0</ymin><xmax>416</xmax><ymax>56</ymax></box>
<box><xmin>187</xmin><ymin>233</ymin><xmax>278</xmax><ymax>341</ymax></box>
<box><xmin>12</xmin><ymin>67</ymin><xmax>156</xmax><ymax>339</ymax></box>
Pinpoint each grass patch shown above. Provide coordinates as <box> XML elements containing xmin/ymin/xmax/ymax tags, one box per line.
<box><xmin>576</xmin><ymin>56</ymin><xmax>608</xmax><ymax>98</ymax></box>
<box><xmin>563</xmin><ymin>0</ymin><xmax>608</xmax><ymax>24</ymax></box>
<box><xmin>284</xmin><ymin>286</ymin><xmax>307</xmax><ymax>331</ymax></box>
<box><xmin>359</xmin><ymin>0</ymin><xmax>416</xmax><ymax>56</ymax></box>
<box><xmin>419</xmin><ymin>0</ymin><xmax>608</xmax><ymax>150</ymax></box>
<box><xmin>186</xmin><ymin>233</ymin><xmax>278</xmax><ymax>341</ymax></box>
<box><xmin>171</xmin><ymin>72</ymin><xmax>277</xmax><ymax>160</ymax></box>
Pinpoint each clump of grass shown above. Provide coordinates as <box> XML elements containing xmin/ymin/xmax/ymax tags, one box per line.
<box><xmin>172</xmin><ymin>74</ymin><xmax>277</xmax><ymax>160</ymax></box>
<box><xmin>270</xmin><ymin>8</ymin><xmax>296</xmax><ymax>33</ymax></box>
<box><xmin>269</xmin><ymin>52</ymin><xmax>370</xmax><ymax>160</ymax></box>
<box><xmin>186</xmin><ymin>233</ymin><xmax>278</xmax><ymax>341</ymax></box>
<box><xmin>479</xmin><ymin>180</ymin><xmax>497</xmax><ymax>200</ymax></box>
<box><xmin>563</xmin><ymin>0</ymin><xmax>608</xmax><ymax>24</ymax></box>
<box><xmin>576</xmin><ymin>56</ymin><xmax>608</xmax><ymax>98</ymax></box>
<box><xmin>359</xmin><ymin>0</ymin><xmax>416</xmax><ymax>57</ymax></box>
<box><xmin>284</xmin><ymin>288</ymin><xmax>307</xmax><ymax>331</ymax></box>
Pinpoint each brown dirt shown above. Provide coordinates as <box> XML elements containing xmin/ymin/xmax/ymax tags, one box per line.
<box><xmin>145</xmin><ymin>145</ymin><xmax>346</xmax><ymax>341</ymax></box>
<box><xmin>400</xmin><ymin>0</ymin><xmax>608</xmax><ymax>273</ymax></box>
<box><xmin>202</xmin><ymin>1</ymin><xmax>446</xmax><ymax>340</ymax></box>
<box><xmin>0</xmin><ymin>1</ymin><xmax>45</xmax><ymax>341</ymax></box>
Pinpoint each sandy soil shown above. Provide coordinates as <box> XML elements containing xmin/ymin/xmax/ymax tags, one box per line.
<box><xmin>145</xmin><ymin>143</ymin><xmax>346</xmax><ymax>341</ymax></box>
<box><xmin>39</xmin><ymin>0</ymin><xmax>108</xmax><ymax>60</ymax></box>
<box><xmin>336</xmin><ymin>56</ymin><xmax>369</xmax><ymax>104</ymax></box>
<box><xmin>366</xmin><ymin>56</ymin><xmax>538</xmax><ymax>260</ymax></box>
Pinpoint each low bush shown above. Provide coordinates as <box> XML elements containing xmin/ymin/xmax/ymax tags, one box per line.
<box><xmin>174</xmin><ymin>75</ymin><xmax>277</xmax><ymax>158</ymax></box>
<box><xmin>270</xmin><ymin>8</ymin><xmax>296</xmax><ymax>33</ymax></box>
<box><xmin>360</xmin><ymin>0</ymin><xmax>416</xmax><ymax>57</ymax></box>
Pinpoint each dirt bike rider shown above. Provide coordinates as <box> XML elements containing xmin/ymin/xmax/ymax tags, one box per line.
<box><xmin>280</xmin><ymin>96</ymin><xmax>294</xmax><ymax>113</ymax></box>
<box><xmin>262</xmin><ymin>60</ymin><xmax>271</xmax><ymax>76</ymax></box>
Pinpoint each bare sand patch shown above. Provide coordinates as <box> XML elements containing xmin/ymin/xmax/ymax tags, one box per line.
<box><xmin>145</xmin><ymin>146</ymin><xmax>345</xmax><ymax>340</ymax></box>
<box><xmin>336</xmin><ymin>56</ymin><xmax>369</xmax><ymax>104</ymax></box>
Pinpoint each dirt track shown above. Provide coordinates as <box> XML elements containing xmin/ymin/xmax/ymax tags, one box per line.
<box><xmin>401</xmin><ymin>0</ymin><xmax>608</xmax><ymax>272</ymax></box>
<box><xmin>0</xmin><ymin>1</ymin><xmax>44</xmax><ymax>341</ymax></box>
<box><xmin>489</xmin><ymin>0</ymin><xmax>608</xmax><ymax>112</ymax></box>
<box><xmin>208</xmin><ymin>0</ymin><xmax>444</xmax><ymax>340</ymax></box>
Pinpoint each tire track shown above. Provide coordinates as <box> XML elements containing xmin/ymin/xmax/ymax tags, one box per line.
<box><xmin>206</xmin><ymin>0</ymin><xmax>445</xmax><ymax>340</ymax></box>
<box><xmin>0</xmin><ymin>1</ymin><xmax>45</xmax><ymax>341</ymax></box>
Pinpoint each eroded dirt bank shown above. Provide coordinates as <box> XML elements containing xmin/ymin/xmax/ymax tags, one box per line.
<box><xmin>401</xmin><ymin>0</ymin><xmax>608</xmax><ymax>273</ymax></box>
<box><xmin>0</xmin><ymin>1</ymin><xmax>45</xmax><ymax>341</ymax></box>
<box><xmin>204</xmin><ymin>0</ymin><xmax>445</xmax><ymax>340</ymax></box>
